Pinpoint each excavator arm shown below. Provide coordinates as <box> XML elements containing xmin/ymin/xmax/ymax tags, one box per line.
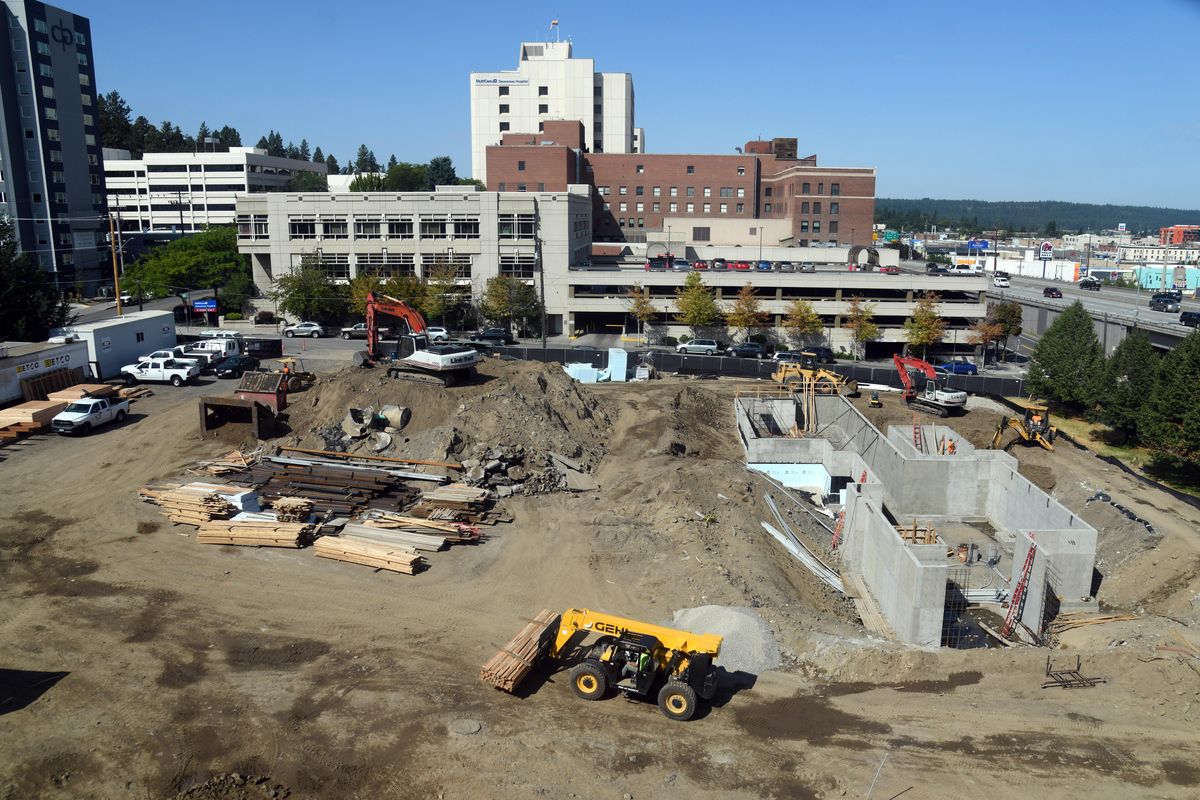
<box><xmin>365</xmin><ymin>292</ymin><xmax>428</xmax><ymax>359</ymax></box>
<box><xmin>892</xmin><ymin>354</ymin><xmax>937</xmax><ymax>399</ymax></box>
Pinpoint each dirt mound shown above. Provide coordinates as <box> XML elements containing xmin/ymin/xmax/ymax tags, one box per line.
<box><xmin>174</xmin><ymin>773</ymin><xmax>289</xmax><ymax>799</ymax></box>
<box><xmin>277</xmin><ymin>359</ymin><xmax>614</xmax><ymax>494</ymax></box>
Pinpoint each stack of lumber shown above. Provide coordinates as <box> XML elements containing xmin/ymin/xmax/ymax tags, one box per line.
<box><xmin>341</xmin><ymin>523</ymin><xmax>447</xmax><ymax>552</ymax></box>
<box><xmin>18</xmin><ymin>366</ymin><xmax>84</xmax><ymax>401</ymax></box>
<box><xmin>226</xmin><ymin>456</ymin><xmax>416</xmax><ymax>516</ymax></box>
<box><xmin>139</xmin><ymin>485</ymin><xmax>237</xmax><ymax>524</ymax></box>
<box><xmin>314</xmin><ymin>535</ymin><xmax>425</xmax><ymax>575</ymax></box>
<box><xmin>0</xmin><ymin>400</ymin><xmax>68</xmax><ymax>427</ymax></box>
<box><xmin>1048</xmin><ymin>612</ymin><xmax>1139</xmax><ymax>634</ymax></box>
<box><xmin>196</xmin><ymin>519</ymin><xmax>312</xmax><ymax>547</ymax></box>
<box><xmin>361</xmin><ymin>510</ymin><xmax>480</xmax><ymax>542</ymax></box>
<box><xmin>406</xmin><ymin>502</ymin><xmax>512</xmax><ymax>526</ymax></box>
<box><xmin>422</xmin><ymin>483</ymin><xmax>491</xmax><ymax>509</ymax></box>
<box><xmin>272</xmin><ymin>496</ymin><xmax>313</xmax><ymax>522</ymax></box>
<box><xmin>118</xmin><ymin>386</ymin><xmax>154</xmax><ymax>400</ymax></box>
<box><xmin>194</xmin><ymin>449</ymin><xmax>258</xmax><ymax>475</ymax></box>
<box><xmin>46</xmin><ymin>383</ymin><xmax>117</xmax><ymax>402</ymax></box>
<box><xmin>480</xmin><ymin>609</ymin><xmax>560</xmax><ymax>692</ymax></box>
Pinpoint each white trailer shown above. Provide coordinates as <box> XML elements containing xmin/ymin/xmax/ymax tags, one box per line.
<box><xmin>53</xmin><ymin>310</ymin><xmax>177</xmax><ymax>379</ymax></box>
<box><xmin>0</xmin><ymin>340</ymin><xmax>91</xmax><ymax>404</ymax></box>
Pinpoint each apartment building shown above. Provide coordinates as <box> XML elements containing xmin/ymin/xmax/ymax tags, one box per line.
<box><xmin>0</xmin><ymin>0</ymin><xmax>106</xmax><ymax>288</ymax></box>
<box><xmin>470</xmin><ymin>41</ymin><xmax>637</xmax><ymax>184</ymax></box>
<box><xmin>104</xmin><ymin>146</ymin><xmax>326</xmax><ymax>233</ymax></box>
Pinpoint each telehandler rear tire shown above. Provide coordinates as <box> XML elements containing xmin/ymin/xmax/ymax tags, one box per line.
<box><xmin>569</xmin><ymin>661</ymin><xmax>607</xmax><ymax>701</ymax></box>
<box><xmin>657</xmin><ymin>681</ymin><xmax>698</xmax><ymax>721</ymax></box>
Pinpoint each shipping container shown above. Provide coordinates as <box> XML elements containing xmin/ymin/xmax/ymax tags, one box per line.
<box><xmin>53</xmin><ymin>310</ymin><xmax>177</xmax><ymax>379</ymax></box>
<box><xmin>0</xmin><ymin>340</ymin><xmax>91</xmax><ymax>404</ymax></box>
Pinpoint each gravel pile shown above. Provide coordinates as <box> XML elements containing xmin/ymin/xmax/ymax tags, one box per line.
<box><xmin>671</xmin><ymin>605</ymin><xmax>781</xmax><ymax>675</ymax></box>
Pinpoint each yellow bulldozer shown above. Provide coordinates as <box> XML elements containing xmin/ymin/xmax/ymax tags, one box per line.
<box><xmin>990</xmin><ymin>403</ymin><xmax>1057</xmax><ymax>451</ymax></box>
<box><xmin>482</xmin><ymin>608</ymin><xmax>723</xmax><ymax>721</ymax></box>
<box><xmin>771</xmin><ymin>352</ymin><xmax>858</xmax><ymax>396</ymax></box>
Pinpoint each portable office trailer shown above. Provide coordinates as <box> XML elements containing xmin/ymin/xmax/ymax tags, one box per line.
<box><xmin>53</xmin><ymin>311</ymin><xmax>177</xmax><ymax>379</ymax></box>
<box><xmin>0</xmin><ymin>340</ymin><xmax>91</xmax><ymax>404</ymax></box>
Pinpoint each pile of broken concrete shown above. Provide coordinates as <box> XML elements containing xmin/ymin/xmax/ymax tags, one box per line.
<box><xmin>458</xmin><ymin>445</ymin><xmax>599</xmax><ymax>497</ymax></box>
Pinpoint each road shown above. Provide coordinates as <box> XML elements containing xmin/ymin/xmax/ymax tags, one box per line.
<box><xmin>988</xmin><ymin>275</ymin><xmax>1196</xmax><ymax>329</ymax></box>
<box><xmin>71</xmin><ymin>290</ymin><xmax>215</xmax><ymax>325</ymax></box>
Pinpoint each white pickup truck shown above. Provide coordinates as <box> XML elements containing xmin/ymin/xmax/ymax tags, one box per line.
<box><xmin>51</xmin><ymin>397</ymin><xmax>130</xmax><ymax>435</ymax></box>
<box><xmin>142</xmin><ymin>346</ymin><xmax>211</xmax><ymax>370</ymax></box>
<box><xmin>120</xmin><ymin>357</ymin><xmax>200</xmax><ymax>387</ymax></box>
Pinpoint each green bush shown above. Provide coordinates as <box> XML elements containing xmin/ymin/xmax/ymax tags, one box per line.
<box><xmin>748</xmin><ymin>333</ymin><xmax>767</xmax><ymax>344</ymax></box>
<box><xmin>679</xmin><ymin>334</ymin><xmax>691</xmax><ymax>343</ymax></box>
<box><xmin>661</xmin><ymin>335</ymin><xmax>678</xmax><ymax>346</ymax></box>
<box><xmin>224</xmin><ymin>312</ymin><xmax>243</xmax><ymax>321</ymax></box>
<box><xmin>254</xmin><ymin>310</ymin><xmax>275</xmax><ymax>325</ymax></box>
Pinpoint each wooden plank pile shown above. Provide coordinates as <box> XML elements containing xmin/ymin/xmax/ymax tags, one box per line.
<box><xmin>480</xmin><ymin>609</ymin><xmax>560</xmax><ymax>692</ymax></box>
<box><xmin>342</xmin><ymin>522</ymin><xmax>447</xmax><ymax>552</ymax></box>
<box><xmin>361</xmin><ymin>511</ymin><xmax>481</xmax><ymax>542</ymax></box>
<box><xmin>139</xmin><ymin>485</ymin><xmax>237</xmax><ymax>524</ymax></box>
<box><xmin>118</xmin><ymin>386</ymin><xmax>154</xmax><ymax>400</ymax></box>
<box><xmin>19</xmin><ymin>366</ymin><xmax>84</xmax><ymax>401</ymax></box>
<box><xmin>314</xmin><ymin>534</ymin><xmax>425</xmax><ymax>575</ymax></box>
<box><xmin>46</xmin><ymin>383</ymin><xmax>117</xmax><ymax>402</ymax></box>
<box><xmin>226</xmin><ymin>457</ymin><xmax>414</xmax><ymax>516</ymax></box>
<box><xmin>197</xmin><ymin>519</ymin><xmax>312</xmax><ymax>548</ymax></box>
<box><xmin>405</xmin><ymin>483</ymin><xmax>511</xmax><ymax>526</ymax></box>
<box><xmin>422</xmin><ymin>483</ymin><xmax>491</xmax><ymax>509</ymax></box>
<box><xmin>193</xmin><ymin>449</ymin><xmax>259</xmax><ymax>476</ymax></box>
<box><xmin>272</xmin><ymin>496</ymin><xmax>313</xmax><ymax>522</ymax></box>
<box><xmin>0</xmin><ymin>399</ymin><xmax>68</xmax><ymax>443</ymax></box>
<box><xmin>1048</xmin><ymin>612</ymin><xmax>1139</xmax><ymax>634</ymax></box>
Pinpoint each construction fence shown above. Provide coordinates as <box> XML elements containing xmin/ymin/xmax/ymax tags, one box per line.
<box><xmin>488</xmin><ymin>346</ymin><xmax>1028</xmax><ymax>398</ymax></box>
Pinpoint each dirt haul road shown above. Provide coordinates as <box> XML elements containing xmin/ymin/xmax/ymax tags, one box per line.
<box><xmin>0</xmin><ymin>363</ymin><xmax>1198</xmax><ymax>799</ymax></box>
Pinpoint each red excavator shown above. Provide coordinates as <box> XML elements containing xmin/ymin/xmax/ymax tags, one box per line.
<box><xmin>352</xmin><ymin>292</ymin><xmax>479</xmax><ymax>387</ymax></box>
<box><xmin>892</xmin><ymin>354</ymin><xmax>968</xmax><ymax>417</ymax></box>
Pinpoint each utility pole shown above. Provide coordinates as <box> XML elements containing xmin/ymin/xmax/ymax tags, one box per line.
<box><xmin>533</xmin><ymin>198</ymin><xmax>547</xmax><ymax>352</ymax></box>
<box><xmin>109</xmin><ymin>213</ymin><xmax>123</xmax><ymax>316</ymax></box>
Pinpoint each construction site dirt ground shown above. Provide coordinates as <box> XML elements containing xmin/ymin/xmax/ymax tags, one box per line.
<box><xmin>1</xmin><ymin>362</ymin><xmax>1199</xmax><ymax>799</ymax></box>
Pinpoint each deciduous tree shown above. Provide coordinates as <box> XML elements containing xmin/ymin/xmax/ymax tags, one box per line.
<box><xmin>625</xmin><ymin>284</ymin><xmax>656</xmax><ymax>341</ymax></box>
<box><xmin>271</xmin><ymin>256</ymin><xmax>347</xmax><ymax>321</ymax></box>
<box><xmin>385</xmin><ymin>162</ymin><xmax>428</xmax><ymax>191</ymax></box>
<box><xmin>348</xmin><ymin>271</ymin><xmax>383</xmax><ymax>316</ymax></box>
<box><xmin>843</xmin><ymin>296</ymin><xmax>880</xmax><ymax>359</ymax></box>
<box><xmin>349</xmin><ymin>173</ymin><xmax>386</xmax><ymax>192</ymax></box>
<box><xmin>0</xmin><ymin>215</ymin><xmax>73</xmax><ymax>340</ymax></box>
<box><xmin>990</xmin><ymin>300</ymin><xmax>1024</xmax><ymax>361</ymax></box>
<box><xmin>122</xmin><ymin>226</ymin><xmax>248</xmax><ymax>301</ymax></box>
<box><xmin>903</xmin><ymin>292</ymin><xmax>946</xmax><ymax>358</ymax></box>
<box><xmin>288</xmin><ymin>171</ymin><xmax>328</xmax><ymax>192</ymax></box>
<box><xmin>1026</xmin><ymin>301</ymin><xmax>1102</xmax><ymax>410</ymax></box>
<box><xmin>725</xmin><ymin>283</ymin><xmax>765</xmax><ymax>339</ymax></box>
<box><xmin>674</xmin><ymin>272</ymin><xmax>721</xmax><ymax>333</ymax></box>
<box><xmin>481</xmin><ymin>275</ymin><xmax>541</xmax><ymax>331</ymax></box>
<box><xmin>782</xmin><ymin>298</ymin><xmax>823</xmax><ymax>346</ymax></box>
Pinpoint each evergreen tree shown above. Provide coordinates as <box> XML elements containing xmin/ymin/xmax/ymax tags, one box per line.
<box><xmin>427</xmin><ymin>156</ymin><xmax>457</xmax><ymax>189</ymax></box>
<box><xmin>1142</xmin><ymin>331</ymin><xmax>1200</xmax><ymax>463</ymax></box>
<box><xmin>97</xmin><ymin>90</ymin><xmax>133</xmax><ymax>153</ymax></box>
<box><xmin>299</xmin><ymin>139</ymin><xmax>311</xmax><ymax>161</ymax></box>
<box><xmin>312</xmin><ymin>146</ymin><xmax>324</xmax><ymax>164</ymax></box>
<box><xmin>674</xmin><ymin>271</ymin><xmax>721</xmax><ymax>333</ymax></box>
<box><xmin>349</xmin><ymin>173</ymin><xmax>386</xmax><ymax>192</ymax></box>
<box><xmin>288</xmin><ymin>171</ymin><xmax>328</xmax><ymax>192</ymax></box>
<box><xmin>266</xmin><ymin>131</ymin><xmax>285</xmax><ymax>157</ymax></box>
<box><xmin>724</xmin><ymin>283</ymin><xmax>765</xmax><ymax>338</ymax></box>
<box><xmin>256</xmin><ymin>135</ymin><xmax>270</xmax><ymax>150</ymax></box>
<box><xmin>385</xmin><ymin>162</ymin><xmax>428</xmax><ymax>191</ymax></box>
<box><xmin>285</xmin><ymin>141</ymin><xmax>300</xmax><ymax>160</ymax></box>
<box><xmin>354</xmin><ymin>144</ymin><xmax>379</xmax><ymax>174</ymax></box>
<box><xmin>130</xmin><ymin>115</ymin><xmax>156</xmax><ymax>155</ymax></box>
<box><xmin>325</xmin><ymin>153</ymin><xmax>340</xmax><ymax>174</ymax></box>
<box><xmin>387</xmin><ymin>153</ymin><xmax>399</xmax><ymax>170</ymax></box>
<box><xmin>903</xmin><ymin>292</ymin><xmax>946</xmax><ymax>359</ymax></box>
<box><xmin>1026</xmin><ymin>301</ymin><xmax>1102</xmax><ymax>410</ymax></box>
<box><xmin>782</xmin><ymin>298</ymin><xmax>823</xmax><ymax>346</ymax></box>
<box><xmin>1096</xmin><ymin>329</ymin><xmax>1158</xmax><ymax>444</ymax></box>
<box><xmin>216</xmin><ymin>125</ymin><xmax>241</xmax><ymax>147</ymax></box>
<box><xmin>196</xmin><ymin>121</ymin><xmax>211</xmax><ymax>145</ymax></box>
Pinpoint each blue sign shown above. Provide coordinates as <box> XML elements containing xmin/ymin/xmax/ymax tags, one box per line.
<box><xmin>967</xmin><ymin>238</ymin><xmax>990</xmax><ymax>250</ymax></box>
<box><xmin>192</xmin><ymin>298</ymin><xmax>217</xmax><ymax>311</ymax></box>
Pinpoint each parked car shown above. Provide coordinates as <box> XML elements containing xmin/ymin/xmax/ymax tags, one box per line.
<box><xmin>676</xmin><ymin>339</ymin><xmax>722</xmax><ymax>355</ymax></box>
<box><xmin>776</xmin><ymin>261</ymin><xmax>795</xmax><ymax>273</ymax></box>
<box><xmin>1180</xmin><ymin>311</ymin><xmax>1200</xmax><ymax>328</ymax></box>
<box><xmin>284</xmin><ymin>321</ymin><xmax>325</xmax><ymax>338</ymax></box>
<box><xmin>755</xmin><ymin>260</ymin><xmax>773</xmax><ymax>272</ymax></box>
<box><xmin>341</xmin><ymin>322</ymin><xmax>389</xmax><ymax>340</ymax></box>
<box><xmin>880</xmin><ymin>265</ymin><xmax>901</xmax><ymax>275</ymax></box>
<box><xmin>798</xmin><ymin>262</ymin><xmax>816</xmax><ymax>273</ymax></box>
<box><xmin>711</xmin><ymin>258</ymin><xmax>729</xmax><ymax>271</ymax></box>
<box><xmin>1042</xmin><ymin>286</ymin><xmax>1063</xmax><ymax>298</ymax></box>
<box><xmin>692</xmin><ymin>260</ymin><xmax>709</xmax><ymax>270</ymax></box>
<box><xmin>731</xmin><ymin>260</ymin><xmax>752</xmax><ymax>271</ymax></box>
<box><xmin>213</xmin><ymin>355</ymin><xmax>261</xmax><ymax>378</ymax></box>
<box><xmin>427</xmin><ymin>326</ymin><xmax>450</xmax><ymax>342</ymax></box>
<box><xmin>1150</xmin><ymin>294</ymin><xmax>1181</xmax><ymax>313</ymax></box>
<box><xmin>51</xmin><ymin>397</ymin><xmax>130</xmax><ymax>436</ymax></box>
<box><xmin>807</xmin><ymin>346</ymin><xmax>837</xmax><ymax>364</ymax></box>
<box><xmin>729</xmin><ymin>342</ymin><xmax>771</xmax><ymax>359</ymax></box>
<box><xmin>935</xmin><ymin>358</ymin><xmax>978</xmax><ymax>375</ymax></box>
<box><xmin>926</xmin><ymin>264</ymin><xmax>947</xmax><ymax>274</ymax></box>
<box><xmin>120</xmin><ymin>357</ymin><xmax>200</xmax><ymax>387</ymax></box>
<box><xmin>672</xmin><ymin>259</ymin><xmax>692</xmax><ymax>271</ymax></box>
<box><xmin>471</xmin><ymin>328</ymin><xmax>517</xmax><ymax>345</ymax></box>
<box><xmin>644</xmin><ymin>257</ymin><xmax>669</xmax><ymax>271</ymax></box>
<box><xmin>1160</xmin><ymin>289</ymin><xmax>1183</xmax><ymax>302</ymax></box>
<box><xmin>992</xmin><ymin>275</ymin><xmax>1011</xmax><ymax>288</ymax></box>
<box><xmin>773</xmin><ymin>351</ymin><xmax>804</xmax><ymax>363</ymax></box>
<box><xmin>1079</xmin><ymin>276</ymin><xmax>1102</xmax><ymax>291</ymax></box>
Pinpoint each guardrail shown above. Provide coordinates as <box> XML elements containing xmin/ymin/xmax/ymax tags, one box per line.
<box><xmin>490</xmin><ymin>346</ymin><xmax>1027</xmax><ymax>397</ymax></box>
<box><xmin>988</xmin><ymin>290</ymin><xmax>1188</xmax><ymax>338</ymax></box>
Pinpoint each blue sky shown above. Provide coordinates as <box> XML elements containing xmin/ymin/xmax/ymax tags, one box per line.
<box><xmin>71</xmin><ymin>0</ymin><xmax>1200</xmax><ymax>208</ymax></box>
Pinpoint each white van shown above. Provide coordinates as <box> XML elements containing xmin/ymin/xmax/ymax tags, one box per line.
<box><xmin>190</xmin><ymin>338</ymin><xmax>241</xmax><ymax>359</ymax></box>
<box><xmin>197</xmin><ymin>329</ymin><xmax>244</xmax><ymax>340</ymax></box>
<box><xmin>948</xmin><ymin>264</ymin><xmax>982</xmax><ymax>276</ymax></box>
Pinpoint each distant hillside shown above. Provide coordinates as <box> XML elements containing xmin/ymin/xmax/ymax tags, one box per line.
<box><xmin>874</xmin><ymin>198</ymin><xmax>1200</xmax><ymax>236</ymax></box>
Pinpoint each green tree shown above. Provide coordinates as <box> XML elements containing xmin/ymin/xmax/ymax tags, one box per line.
<box><xmin>218</xmin><ymin>270</ymin><xmax>256</xmax><ymax>316</ymax></box>
<box><xmin>990</xmin><ymin>300</ymin><xmax>1024</xmax><ymax>361</ymax></box>
<box><xmin>349</xmin><ymin>173</ymin><xmax>386</xmax><ymax>192</ymax></box>
<box><xmin>674</xmin><ymin>271</ymin><xmax>721</xmax><ymax>333</ymax></box>
<box><xmin>843</xmin><ymin>296</ymin><xmax>880</xmax><ymax>360</ymax></box>
<box><xmin>903</xmin><ymin>292</ymin><xmax>946</xmax><ymax>359</ymax></box>
<box><xmin>196</xmin><ymin>121</ymin><xmax>211</xmax><ymax>144</ymax></box>
<box><xmin>1043</xmin><ymin>220</ymin><xmax>1059</xmax><ymax>236</ymax></box>
<box><xmin>458</xmin><ymin>178</ymin><xmax>486</xmax><ymax>191</ymax></box>
<box><xmin>427</xmin><ymin>156</ymin><xmax>457</xmax><ymax>189</ymax></box>
<box><xmin>325</xmin><ymin>153</ymin><xmax>340</xmax><ymax>174</ymax></box>
<box><xmin>0</xmin><ymin>215</ymin><xmax>73</xmax><ymax>340</ymax></box>
<box><xmin>421</xmin><ymin>260</ymin><xmax>461</xmax><ymax>324</ymax></box>
<box><xmin>385</xmin><ymin>162</ymin><xmax>429</xmax><ymax>191</ymax></box>
<box><xmin>348</xmin><ymin>271</ymin><xmax>383</xmax><ymax>316</ymax></box>
<box><xmin>97</xmin><ymin>90</ymin><xmax>133</xmax><ymax>153</ymax></box>
<box><xmin>725</xmin><ymin>283</ymin><xmax>765</xmax><ymax>339</ymax></box>
<box><xmin>481</xmin><ymin>275</ymin><xmax>541</xmax><ymax>331</ymax></box>
<box><xmin>387</xmin><ymin>153</ymin><xmax>399</xmax><ymax>169</ymax></box>
<box><xmin>298</xmin><ymin>139</ymin><xmax>311</xmax><ymax>161</ymax></box>
<box><xmin>1143</xmin><ymin>331</ymin><xmax>1200</xmax><ymax>464</ymax></box>
<box><xmin>1095</xmin><ymin>329</ymin><xmax>1158</xmax><ymax>444</ymax></box>
<box><xmin>625</xmin><ymin>284</ymin><xmax>656</xmax><ymax>342</ymax></box>
<box><xmin>122</xmin><ymin>226</ymin><xmax>248</xmax><ymax>300</ymax></box>
<box><xmin>255</xmin><ymin>135</ymin><xmax>269</xmax><ymax>150</ymax></box>
<box><xmin>266</xmin><ymin>131</ymin><xmax>285</xmax><ymax>157</ymax></box>
<box><xmin>354</xmin><ymin>144</ymin><xmax>379</xmax><ymax>174</ymax></box>
<box><xmin>379</xmin><ymin>274</ymin><xmax>428</xmax><ymax>313</ymax></box>
<box><xmin>312</xmin><ymin>146</ymin><xmax>324</xmax><ymax>164</ymax></box>
<box><xmin>271</xmin><ymin>256</ymin><xmax>347</xmax><ymax>321</ymax></box>
<box><xmin>1026</xmin><ymin>301</ymin><xmax>1102</xmax><ymax>410</ymax></box>
<box><xmin>288</xmin><ymin>171</ymin><xmax>328</xmax><ymax>192</ymax></box>
<box><xmin>782</xmin><ymin>298</ymin><xmax>823</xmax><ymax>346</ymax></box>
<box><xmin>216</xmin><ymin>125</ymin><xmax>241</xmax><ymax>147</ymax></box>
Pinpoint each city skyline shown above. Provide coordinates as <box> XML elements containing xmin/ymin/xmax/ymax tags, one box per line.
<box><xmin>67</xmin><ymin>0</ymin><xmax>1200</xmax><ymax>209</ymax></box>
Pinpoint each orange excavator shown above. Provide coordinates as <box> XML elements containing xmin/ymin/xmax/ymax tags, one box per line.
<box><xmin>892</xmin><ymin>354</ymin><xmax>968</xmax><ymax>417</ymax></box>
<box><xmin>352</xmin><ymin>292</ymin><xmax>479</xmax><ymax>387</ymax></box>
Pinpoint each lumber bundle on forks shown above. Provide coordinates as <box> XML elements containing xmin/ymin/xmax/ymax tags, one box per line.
<box><xmin>196</xmin><ymin>520</ymin><xmax>312</xmax><ymax>548</ymax></box>
<box><xmin>313</xmin><ymin>535</ymin><xmax>425</xmax><ymax>575</ymax></box>
<box><xmin>480</xmin><ymin>609</ymin><xmax>560</xmax><ymax>692</ymax></box>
